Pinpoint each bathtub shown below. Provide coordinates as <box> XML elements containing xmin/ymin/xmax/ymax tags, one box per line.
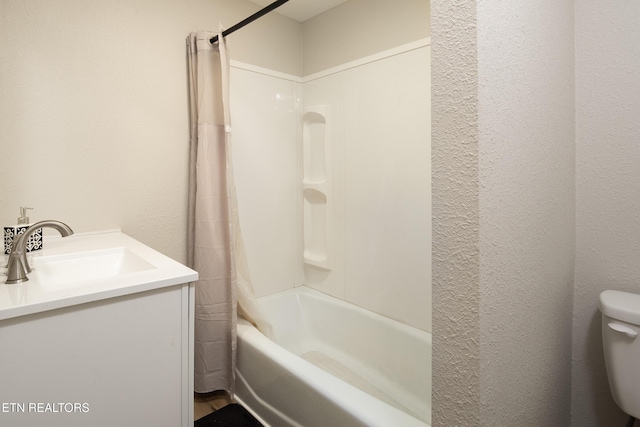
<box><xmin>235</xmin><ymin>286</ymin><xmax>431</xmax><ymax>427</ymax></box>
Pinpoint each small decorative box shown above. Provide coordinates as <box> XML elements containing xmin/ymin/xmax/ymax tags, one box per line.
<box><xmin>4</xmin><ymin>226</ymin><xmax>43</xmax><ymax>255</ymax></box>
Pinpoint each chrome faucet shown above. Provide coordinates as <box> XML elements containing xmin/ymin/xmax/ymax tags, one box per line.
<box><xmin>5</xmin><ymin>220</ymin><xmax>74</xmax><ymax>284</ymax></box>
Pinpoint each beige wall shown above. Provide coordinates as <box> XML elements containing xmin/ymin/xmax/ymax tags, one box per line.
<box><xmin>434</xmin><ymin>1</ymin><xmax>640</xmax><ymax>425</ymax></box>
<box><xmin>431</xmin><ymin>1</ymin><xmax>480</xmax><ymax>424</ymax></box>
<box><xmin>572</xmin><ymin>1</ymin><xmax>640</xmax><ymax>425</ymax></box>
<box><xmin>477</xmin><ymin>1</ymin><xmax>575</xmax><ymax>425</ymax></box>
<box><xmin>302</xmin><ymin>0</ymin><xmax>430</xmax><ymax>76</ymax></box>
<box><xmin>0</xmin><ymin>0</ymin><xmax>301</xmax><ymax>262</ymax></box>
<box><xmin>432</xmin><ymin>0</ymin><xmax>575</xmax><ymax>425</ymax></box>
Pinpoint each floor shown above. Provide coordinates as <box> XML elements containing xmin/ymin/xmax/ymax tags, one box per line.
<box><xmin>194</xmin><ymin>391</ymin><xmax>234</xmax><ymax>421</ymax></box>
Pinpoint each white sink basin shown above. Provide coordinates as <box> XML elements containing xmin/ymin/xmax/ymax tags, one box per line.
<box><xmin>0</xmin><ymin>230</ymin><xmax>197</xmax><ymax>321</ymax></box>
<box><xmin>33</xmin><ymin>247</ymin><xmax>156</xmax><ymax>288</ymax></box>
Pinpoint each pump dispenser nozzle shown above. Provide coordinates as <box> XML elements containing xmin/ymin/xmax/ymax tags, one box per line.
<box><xmin>18</xmin><ymin>207</ymin><xmax>33</xmax><ymax>225</ymax></box>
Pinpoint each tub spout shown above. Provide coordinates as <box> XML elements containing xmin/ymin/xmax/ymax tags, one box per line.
<box><xmin>5</xmin><ymin>220</ymin><xmax>74</xmax><ymax>284</ymax></box>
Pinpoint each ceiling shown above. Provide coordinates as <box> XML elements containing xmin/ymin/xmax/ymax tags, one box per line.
<box><xmin>249</xmin><ymin>0</ymin><xmax>348</xmax><ymax>22</ymax></box>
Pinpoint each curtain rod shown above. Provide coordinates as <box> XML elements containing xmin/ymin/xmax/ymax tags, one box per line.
<box><xmin>210</xmin><ymin>0</ymin><xmax>291</xmax><ymax>44</ymax></box>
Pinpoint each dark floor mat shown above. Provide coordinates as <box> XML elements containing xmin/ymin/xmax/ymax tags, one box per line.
<box><xmin>195</xmin><ymin>403</ymin><xmax>263</xmax><ymax>427</ymax></box>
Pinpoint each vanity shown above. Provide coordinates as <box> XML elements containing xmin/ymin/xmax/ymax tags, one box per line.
<box><xmin>0</xmin><ymin>230</ymin><xmax>197</xmax><ymax>427</ymax></box>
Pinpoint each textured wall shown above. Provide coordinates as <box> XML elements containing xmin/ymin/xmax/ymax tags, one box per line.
<box><xmin>432</xmin><ymin>0</ymin><xmax>575</xmax><ymax>425</ymax></box>
<box><xmin>431</xmin><ymin>0</ymin><xmax>480</xmax><ymax>425</ymax></box>
<box><xmin>573</xmin><ymin>1</ymin><xmax>640</xmax><ymax>425</ymax></box>
<box><xmin>477</xmin><ymin>1</ymin><xmax>575</xmax><ymax>425</ymax></box>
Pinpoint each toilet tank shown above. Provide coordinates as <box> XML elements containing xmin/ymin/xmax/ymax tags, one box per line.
<box><xmin>600</xmin><ymin>290</ymin><xmax>640</xmax><ymax>419</ymax></box>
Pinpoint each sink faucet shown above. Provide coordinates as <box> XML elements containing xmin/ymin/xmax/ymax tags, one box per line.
<box><xmin>5</xmin><ymin>220</ymin><xmax>74</xmax><ymax>284</ymax></box>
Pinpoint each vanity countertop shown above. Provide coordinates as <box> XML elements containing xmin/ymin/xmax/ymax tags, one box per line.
<box><xmin>0</xmin><ymin>230</ymin><xmax>197</xmax><ymax>321</ymax></box>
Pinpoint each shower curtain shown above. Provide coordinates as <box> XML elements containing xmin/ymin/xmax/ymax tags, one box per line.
<box><xmin>186</xmin><ymin>31</ymin><xmax>271</xmax><ymax>394</ymax></box>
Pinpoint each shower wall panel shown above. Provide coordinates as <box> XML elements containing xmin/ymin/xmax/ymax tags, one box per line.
<box><xmin>302</xmin><ymin>106</ymin><xmax>332</xmax><ymax>271</ymax></box>
<box><xmin>303</xmin><ymin>74</ymin><xmax>346</xmax><ymax>300</ymax></box>
<box><xmin>343</xmin><ymin>47</ymin><xmax>431</xmax><ymax>333</ymax></box>
<box><xmin>303</xmin><ymin>46</ymin><xmax>432</xmax><ymax>332</ymax></box>
<box><xmin>230</xmin><ymin>45</ymin><xmax>431</xmax><ymax>333</ymax></box>
<box><xmin>230</xmin><ymin>67</ymin><xmax>301</xmax><ymax>298</ymax></box>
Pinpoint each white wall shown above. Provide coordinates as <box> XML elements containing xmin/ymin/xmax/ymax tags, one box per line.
<box><xmin>572</xmin><ymin>1</ymin><xmax>640</xmax><ymax>425</ymax></box>
<box><xmin>0</xmin><ymin>0</ymin><xmax>301</xmax><ymax>263</ymax></box>
<box><xmin>230</xmin><ymin>65</ymin><xmax>301</xmax><ymax>298</ymax></box>
<box><xmin>432</xmin><ymin>0</ymin><xmax>575</xmax><ymax>425</ymax></box>
<box><xmin>304</xmin><ymin>45</ymin><xmax>432</xmax><ymax>332</ymax></box>
<box><xmin>230</xmin><ymin>43</ymin><xmax>431</xmax><ymax>333</ymax></box>
<box><xmin>343</xmin><ymin>47</ymin><xmax>431</xmax><ymax>332</ymax></box>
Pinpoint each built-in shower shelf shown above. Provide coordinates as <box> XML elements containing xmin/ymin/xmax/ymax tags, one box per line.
<box><xmin>303</xmin><ymin>187</ymin><xmax>330</xmax><ymax>270</ymax></box>
<box><xmin>302</xmin><ymin>106</ymin><xmax>331</xmax><ymax>271</ymax></box>
<box><xmin>303</xmin><ymin>108</ymin><xmax>329</xmax><ymax>184</ymax></box>
<box><xmin>303</xmin><ymin>252</ymin><xmax>330</xmax><ymax>270</ymax></box>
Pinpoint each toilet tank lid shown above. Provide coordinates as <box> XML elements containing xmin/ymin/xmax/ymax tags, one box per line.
<box><xmin>600</xmin><ymin>290</ymin><xmax>640</xmax><ymax>325</ymax></box>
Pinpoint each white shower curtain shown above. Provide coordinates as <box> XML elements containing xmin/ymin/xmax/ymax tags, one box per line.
<box><xmin>186</xmin><ymin>31</ymin><xmax>271</xmax><ymax>394</ymax></box>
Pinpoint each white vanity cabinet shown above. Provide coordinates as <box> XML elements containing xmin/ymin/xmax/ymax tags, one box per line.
<box><xmin>0</xmin><ymin>231</ymin><xmax>197</xmax><ymax>427</ymax></box>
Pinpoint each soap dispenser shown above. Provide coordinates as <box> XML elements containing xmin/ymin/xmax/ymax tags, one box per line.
<box><xmin>4</xmin><ymin>207</ymin><xmax>43</xmax><ymax>255</ymax></box>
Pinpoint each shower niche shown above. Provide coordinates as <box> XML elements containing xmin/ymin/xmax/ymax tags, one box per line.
<box><xmin>302</xmin><ymin>106</ymin><xmax>331</xmax><ymax>270</ymax></box>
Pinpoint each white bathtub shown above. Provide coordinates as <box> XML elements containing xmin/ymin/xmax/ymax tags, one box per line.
<box><xmin>235</xmin><ymin>286</ymin><xmax>431</xmax><ymax>427</ymax></box>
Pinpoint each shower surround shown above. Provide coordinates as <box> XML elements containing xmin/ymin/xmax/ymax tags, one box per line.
<box><xmin>230</xmin><ymin>40</ymin><xmax>431</xmax><ymax>332</ymax></box>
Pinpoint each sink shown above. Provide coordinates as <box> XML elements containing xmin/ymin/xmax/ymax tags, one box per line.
<box><xmin>33</xmin><ymin>247</ymin><xmax>156</xmax><ymax>288</ymax></box>
<box><xmin>0</xmin><ymin>230</ymin><xmax>198</xmax><ymax>322</ymax></box>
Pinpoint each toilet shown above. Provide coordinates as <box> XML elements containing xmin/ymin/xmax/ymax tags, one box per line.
<box><xmin>600</xmin><ymin>290</ymin><xmax>640</xmax><ymax>420</ymax></box>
